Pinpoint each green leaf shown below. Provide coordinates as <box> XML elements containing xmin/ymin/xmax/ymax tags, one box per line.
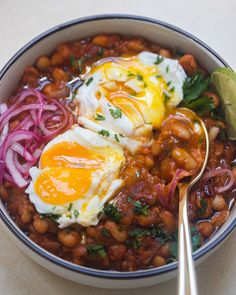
<box><xmin>183</xmin><ymin>72</ymin><xmax>210</xmax><ymax>102</ymax></box>
<box><xmin>101</xmin><ymin>228</ymin><xmax>111</xmax><ymax>238</ymax></box>
<box><xmin>102</xmin><ymin>203</ymin><xmax>121</xmax><ymax>222</ymax></box>
<box><xmin>133</xmin><ymin>201</ymin><xmax>149</xmax><ymax>216</ymax></box>
<box><xmin>95</xmin><ymin>113</ymin><xmax>105</xmax><ymax>121</ymax></box>
<box><xmin>98</xmin><ymin>129</ymin><xmax>110</xmax><ymax>137</ymax></box>
<box><xmin>85</xmin><ymin>77</ymin><xmax>93</xmax><ymax>86</ymax></box>
<box><xmin>87</xmin><ymin>244</ymin><xmax>106</xmax><ymax>258</ymax></box>
<box><xmin>110</xmin><ymin>107</ymin><xmax>122</xmax><ymax>119</ymax></box>
<box><xmin>129</xmin><ymin>228</ymin><xmax>150</xmax><ymax>238</ymax></box>
<box><xmin>183</xmin><ymin>96</ymin><xmax>215</xmax><ymax>115</ymax></box>
<box><xmin>154</xmin><ymin>55</ymin><xmax>164</xmax><ymax>65</ymax></box>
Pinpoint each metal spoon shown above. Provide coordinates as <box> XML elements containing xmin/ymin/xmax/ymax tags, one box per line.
<box><xmin>177</xmin><ymin>118</ymin><xmax>209</xmax><ymax>295</ymax></box>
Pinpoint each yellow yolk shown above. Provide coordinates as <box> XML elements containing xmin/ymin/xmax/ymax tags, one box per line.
<box><xmin>34</xmin><ymin>142</ymin><xmax>105</xmax><ymax>205</ymax></box>
<box><xmin>91</xmin><ymin>57</ymin><xmax>166</xmax><ymax>128</ymax></box>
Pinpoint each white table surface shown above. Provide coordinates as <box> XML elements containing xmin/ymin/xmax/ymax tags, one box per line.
<box><xmin>0</xmin><ymin>0</ymin><xmax>235</xmax><ymax>294</ymax></box>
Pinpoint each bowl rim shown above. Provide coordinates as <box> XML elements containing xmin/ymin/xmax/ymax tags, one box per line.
<box><xmin>0</xmin><ymin>13</ymin><xmax>235</xmax><ymax>280</ymax></box>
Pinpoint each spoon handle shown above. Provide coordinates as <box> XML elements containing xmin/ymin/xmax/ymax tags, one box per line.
<box><xmin>178</xmin><ymin>184</ymin><xmax>198</xmax><ymax>295</ymax></box>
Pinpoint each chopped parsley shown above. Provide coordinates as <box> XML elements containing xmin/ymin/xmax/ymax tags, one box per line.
<box><xmin>154</xmin><ymin>55</ymin><xmax>164</xmax><ymax>65</ymax></box>
<box><xmin>218</xmin><ymin>128</ymin><xmax>227</xmax><ymax>140</ymax></box>
<box><xmin>164</xmin><ymin>92</ymin><xmax>171</xmax><ymax>104</ymax></box>
<box><xmin>166</xmin><ymin>65</ymin><xmax>170</xmax><ymax>73</ymax></box>
<box><xmin>68</xmin><ymin>203</ymin><xmax>73</xmax><ymax>211</ymax></box>
<box><xmin>110</xmin><ymin>107</ymin><xmax>122</xmax><ymax>119</ymax></box>
<box><xmin>119</xmin><ymin>133</ymin><xmax>124</xmax><ymax>137</ymax></box>
<box><xmin>95</xmin><ymin>113</ymin><xmax>105</xmax><ymax>121</ymax></box>
<box><xmin>129</xmin><ymin>228</ymin><xmax>150</xmax><ymax>238</ymax></box>
<box><xmin>169</xmin><ymin>86</ymin><xmax>175</xmax><ymax>93</ymax></box>
<box><xmin>87</xmin><ymin>244</ymin><xmax>106</xmax><ymax>258</ymax></box>
<box><xmin>127</xmin><ymin>196</ymin><xmax>133</xmax><ymax>203</ymax></box>
<box><xmin>85</xmin><ymin>77</ymin><xmax>93</xmax><ymax>86</ymax></box>
<box><xmin>150</xmin><ymin>225</ymin><xmax>173</xmax><ymax>245</ymax></box>
<box><xmin>156</xmin><ymin>75</ymin><xmax>162</xmax><ymax>78</ymax></box>
<box><xmin>136</xmin><ymin>74</ymin><xmax>143</xmax><ymax>81</ymax></box>
<box><xmin>40</xmin><ymin>213</ymin><xmax>62</xmax><ymax>221</ymax></box>
<box><xmin>114</xmin><ymin>134</ymin><xmax>120</xmax><ymax>142</ymax></box>
<box><xmin>183</xmin><ymin>72</ymin><xmax>210</xmax><ymax>102</ymax></box>
<box><xmin>133</xmin><ymin>201</ymin><xmax>149</xmax><ymax>216</ymax></box>
<box><xmin>97</xmin><ymin>47</ymin><xmax>104</xmax><ymax>57</ymax></box>
<box><xmin>69</xmin><ymin>55</ymin><xmax>75</xmax><ymax>66</ymax></box>
<box><xmin>102</xmin><ymin>203</ymin><xmax>121</xmax><ymax>222</ymax></box>
<box><xmin>167</xmin><ymin>81</ymin><xmax>172</xmax><ymax>86</ymax></box>
<box><xmin>73</xmin><ymin>210</ymin><xmax>79</xmax><ymax>218</ymax></box>
<box><xmin>198</xmin><ymin>198</ymin><xmax>207</xmax><ymax>215</ymax></box>
<box><xmin>98</xmin><ymin>129</ymin><xmax>110</xmax><ymax>137</ymax></box>
<box><xmin>128</xmin><ymin>71</ymin><xmax>135</xmax><ymax>77</ymax></box>
<box><xmin>101</xmin><ymin>228</ymin><xmax>111</xmax><ymax>238</ymax></box>
<box><xmin>182</xmin><ymin>96</ymin><xmax>215</xmax><ymax>115</ymax></box>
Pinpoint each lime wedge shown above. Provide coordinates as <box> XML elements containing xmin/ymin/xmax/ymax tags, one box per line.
<box><xmin>211</xmin><ymin>67</ymin><xmax>236</xmax><ymax>140</ymax></box>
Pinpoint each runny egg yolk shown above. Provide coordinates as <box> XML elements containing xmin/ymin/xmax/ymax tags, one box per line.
<box><xmin>91</xmin><ymin>57</ymin><xmax>166</xmax><ymax>128</ymax></box>
<box><xmin>34</xmin><ymin>142</ymin><xmax>105</xmax><ymax>205</ymax></box>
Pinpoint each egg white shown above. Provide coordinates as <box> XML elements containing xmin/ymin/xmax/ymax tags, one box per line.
<box><xmin>25</xmin><ymin>125</ymin><xmax>124</xmax><ymax>228</ymax></box>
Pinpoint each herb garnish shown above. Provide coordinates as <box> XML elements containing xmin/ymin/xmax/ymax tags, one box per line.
<box><xmin>101</xmin><ymin>228</ymin><xmax>111</xmax><ymax>238</ymax></box>
<box><xmin>182</xmin><ymin>96</ymin><xmax>215</xmax><ymax>115</ymax></box>
<box><xmin>198</xmin><ymin>198</ymin><xmax>207</xmax><ymax>215</ymax></box>
<box><xmin>154</xmin><ymin>55</ymin><xmax>164</xmax><ymax>65</ymax></box>
<box><xmin>136</xmin><ymin>74</ymin><xmax>143</xmax><ymax>81</ymax></box>
<box><xmin>114</xmin><ymin>134</ymin><xmax>120</xmax><ymax>142</ymax></box>
<box><xmin>97</xmin><ymin>47</ymin><xmax>104</xmax><ymax>57</ymax></box>
<box><xmin>166</xmin><ymin>65</ymin><xmax>170</xmax><ymax>73</ymax></box>
<box><xmin>69</xmin><ymin>55</ymin><xmax>75</xmax><ymax>66</ymax></box>
<box><xmin>102</xmin><ymin>203</ymin><xmax>121</xmax><ymax>222</ymax></box>
<box><xmin>95</xmin><ymin>113</ymin><xmax>105</xmax><ymax>121</ymax></box>
<box><xmin>87</xmin><ymin>244</ymin><xmax>106</xmax><ymax>258</ymax></box>
<box><xmin>74</xmin><ymin>210</ymin><xmax>79</xmax><ymax>218</ymax></box>
<box><xmin>110</xmin><ymin>107</ymin><xmax>122</xmax><ymax>119</ymax></box>
<box><xmin>98</xmin><ymin>129</ymin><xmax>110</xmax><ymax>137</ymax></box>
<box><xmin>133</xmin><ymin>201</ymin><xmax>149</xmax><ymax>216</ymax></box>
<box><xmin>40</xmin><ymin>213</ymin><xmax>62</xmax><ymax>221</ymax></box>
<box><xmin>68</xmin><ymin>203</ymin><xmax>73</xmax><ymax>211</ymax></box>
<box><xmin>85</xmin><ymin>77</ymin><xmax>93</xmax><ymax>86</ymax></box>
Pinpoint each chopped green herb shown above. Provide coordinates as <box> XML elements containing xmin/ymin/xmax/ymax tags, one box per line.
<box><xmin>110</xmin><ymin>107</ymin><xmax>122</xmax><ymax>119</ymax></box>
<box><xmin>102</xmin><ymin>203</ymin><xmax>121</xmax><ymax>222</ymax></box>
<box><xmin>40</xmin><ymin>213</ymin><xmax>62</xmax><ymax>221</ymax></box>
<box><xmin>85</xmin><ymin>77</ymin><xmax>93</xmax><ymax>86</ymax></box>
<box><xmin>150</xmin><ymin>225</ymin><xmax>173</xmax><ymax>245</ymax></box>
<box><xmin>69</xmin><ymin>55</ymin><xmax>75</xmax><ymax>66</ymax></box>
<box><xmin>136</xmin><ymin>74</ymin><xmax>143</xmax><ymax>81</ymax></box>
<box><xmin>167</xmin><ymin>81</ymin><xmax>172</xmax><ymax>86</ymax></box>
<box><xmin>198</xmin><ymin>137</ymin><xmax>204</xmax><ymax>144</ymax></box>
<box><xmin>166</xmin><ymin>65</ymin><xmax>170</xmax><ymax>73</ymax></box>
<box><xmin>98</xmin><ymin>129</ymin><xmax>110</xmax><ymax>137</ymax></box>
<box><xmin>156</xmin><ymin>75</ymin><xmax>162</xmax><ymax>78</ymax></box>
<box><xmin>218</xmin><ymin>128</ymin><xmax>227</xmax><ymax>140</ymax></box>
<box><xmin>68</xmin><ymin>203</ymin><xmax>73</xmax><ymax>211</ymax></box>
<box><xmin>182</xmin><ymin>96</ymin><xmax>215</xmax><ymax>115</ymax></box>
<box><xmin>127</xmin><ymin>196</ymin><xmax>133</xmax><ymax>203</ymax></box>
<box><xmin>133</xmin><ymin>239</ymin><xmax>142</xmax><ymax>249</ymax></box>
<box><xmin>129</xmin><ymin>228</ymin><xmax>149</xmax><ymax>238</ymax></box>
<box><xmin>127</xmin><ymin>71</ymin><xmax>135</xmax><ymax>77</ymax></box>
<box><xmin>170</xmin><ymin>241</ymin><xmax>178</xmax><ymax>258</ymax></box>
<box><xmin>97</xmin><ymin>47</ymin><xmax>104</xmax><ymax>57</ymax></box>
<box><xmin>119</xmin><ymin>133</ymin><xmax>124</xmax><ymax>137</ymax></box>
<box><xmin>114</xmin><ymin>134</ymin><xmax>120</xmax><ymax>142</ymax></box>
<box><xmin>87</xmin><ymin>244</ymin><xmax>106</xmax><ymax>258</ymax></box>
<box><xmin>95</xmin><ymin>113</ymin><xmax>105</xmax><ymax>121</ymax></box>
<box><xmin>169</xmin><ymin>86</ymin><xmax>175</xmax><ymax>93</ymax></box>
<box><xmin>191</xmin><ymin>226</ymin><xmax>201</xmax><ymax>251</ymax></box>
<box><xmin>133</xmin><ymin>201</ymin><xmax>149</xmax><ymax>216</ymax></box>
<box><xmin>164</xmin><ymin>92</ymin><xmax>171</xmax><ymax>104</ymax></box>
<box><xmin>73</xmin><ymin>210</ymin><xmax>79</xmax><ymax>218</ymax></box>
<box><xmin>198</xmin><ymin>198</ymin><xmax>207</xmax><ymax>215</ymax></box>
<box><xmin>154</xmin><ymin>55</ymin><xmax>164</xmax><ymax>65</ymax></box>
<box><xmin>183</xmin><ymin>72</ymin><xmax>210</xmax><ymax>102</ymax></box>
<box><xmin>101</xmin><ymin>228</ymin><xmax>111</xmax><ymax>238</ymax></box>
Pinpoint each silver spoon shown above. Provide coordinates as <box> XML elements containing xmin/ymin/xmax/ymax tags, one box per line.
<box><xmin>177</xmin><ymin>118</ymin><xmax>209</xmax><ymax>295</ymax></box>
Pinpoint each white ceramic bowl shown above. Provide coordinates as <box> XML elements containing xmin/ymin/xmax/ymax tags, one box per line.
<box><xmin>0</xmin><ymin>14</ymin><xmax>235</xmax><ymax>289</ymax></box>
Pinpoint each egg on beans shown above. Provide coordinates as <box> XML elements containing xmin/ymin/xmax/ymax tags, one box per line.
<box><xmin>76</xmin><ymin>51</ymin><xmax>186</xmax><ymax>152</ymax></box>
<box><xmin>26</xmin><ymin>125</ymin><xmax>124</xmax><ymax>228</ymax></box>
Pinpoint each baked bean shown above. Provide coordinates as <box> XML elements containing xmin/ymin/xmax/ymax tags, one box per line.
<box><xmin>22</xmin><ymin>67</ymin><xmax>39</xmax><ymax>86</ymax></box>
<box><xmin>171</xmin><ymin>123</ymin><xmax>191</xmax><ymax>141</ymax></box>
<box><xmin>122</xmin><ymin>166</ymin><xmax>141</xmax><ymax>186</ymax></box>
<box><xmin>51</xmin><ymin>53</ymin><xmax>64</xmax><ymax>66</ymax></box>
<box><xmin>36</xmin><ymin>56</ymin><xmax>51</xmax><ymax>72</ymax></box>
<box><xmin>211</xmin><ymin>210</ymin><xmax>229</xmax><ymax>227</ymax></box>
<box><xmin>0</xmin><ymin>185</ymin><xmax>9</xmax><ymax>201</ymax></box>
<box><xmin>33</xmin><ymin>218</ymin><xmax>49</xmax><ymax>234</ymax></box>
<box><xmin>152</xmin><ymin>255</ymin><xmax>166</xmax><ymax>267</ymax></box>
<box><xmin>179</xmin><ymin>54</ymin><xmax>197</xmax><ymax>76</ymax></box>
<box><xmin>198</xmin><ymin>222</ymin><xmax>214</xmax><ymax>239</ymax></box>
<box><xmin>105</xmin><ymin>221</ymin><xmax>127</xmax><ymax>243</ymax></box>
<box><xmin>52</xmin><ymin>68</ymin><xmax>69</xmax><ymax>82</ymax></box>
<box><xmin>171</xmin><ymin>148</ymin><xmax>197</xmax><ymax>171</ymax></box>
<box><xmin>212</xmin><ymin>195</ymin><xmax>227</xmax><ymax>211</ymax></box>
<box><xmin>43</xmin><ymin>83</ymin><xmax>70</xmax><ymax>98</ymax></box>
<box><xmin>92</xmin><ymin>35</ymin><xmax>109</xmax><ymax>47</ymax></box>
<box><xmin>159</xmin><ymin>49</ymin><xmax>172</xmax><ymax>58</ymax></box>
<box><xmin>57</xmin><ymin>44</ymin><xmax>71</xmax><ymax>59</ymax></box>
<box><xmin>203</xmin><ymin>91</ymin><xmax>220</xmax><ymax>108</ymax></box>
<box><xmin>232</xmin><ymin>166</ymin><xmax>236</xmax><ymax>184</ymax></box>
<box><xmin>86</xmin><ymin>226</ymin><xmax>97</xmax><ymax>238</ymax></box>
<box><xmin>151</xmin><ymin>141</ymin><xmax>162</xmax><ymax>156</ymax></box>
<box><xmin>58</xmin><ymin>229</ymin><xmax>81</xmax><ymax>247</ymax></box>
<box><xmin>159</xmin><ymin>210</ymin><xmax>175</xmax><ymax>233</ymax></box>
<box><xmin>127</xmin><ymin>39</ymin><xmax>146</xmax><ymax>51</ymax></box>
<box><xmin>158</xmin><ymin>243</ymin><xmax>171</xmax><ymax>258</ymax></box>
<box><xmin>20</xmin><ymin>208</ymin><xmax>33</xmax><ymax>224</ymax></box>
<box><xmin>73</xmin><ymin>245</ymin><xmax>87</xmax><ymax>259</ymax></box>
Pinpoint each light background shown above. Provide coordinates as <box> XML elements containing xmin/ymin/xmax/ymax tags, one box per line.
<box><xmin>0</xmin><ymin>0</ymin><xmax>235</xmax><ymax>294</ymax></box>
